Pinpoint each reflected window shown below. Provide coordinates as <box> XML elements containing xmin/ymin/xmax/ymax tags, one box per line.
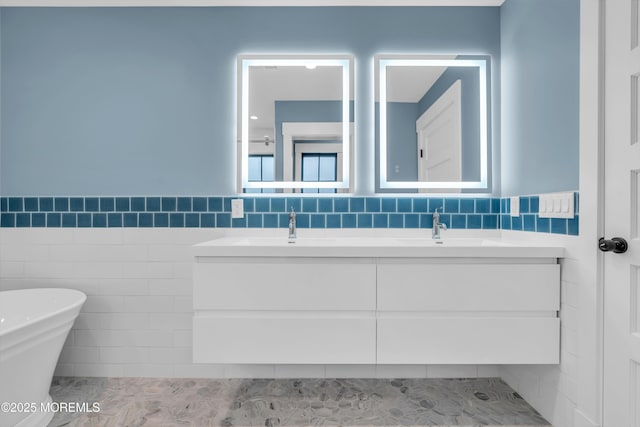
<box><xmin>301</xmin><ymin>153</ymin><xmax>337</xmax><ymax>194</ymax></box>
<box><xmin>246</xmin><ymin>155</ymin><xmax>275</xmax><ymax>194</ymax></box>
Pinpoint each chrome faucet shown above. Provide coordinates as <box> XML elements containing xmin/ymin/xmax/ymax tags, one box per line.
<box><xmin>288</xmin><ymin>207</ymin><xmax>297</xmax><ymax>241</ymax></box>
<box><xmin>432</xmin><ymin>208</ymin><xmax>447</xmax><ymax>239</ymax></box>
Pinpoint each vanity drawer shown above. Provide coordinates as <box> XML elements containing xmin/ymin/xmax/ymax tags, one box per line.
<box><xmin>194</xmin><ymin>262</ymin><xmax>376</xmax><ymax>311</ymax></box>
<box><xmin>193</xmin><ymin>315</ymin><xmax>376</xmax><ymax>364</ymax></box>
<box><xmin>377</xmin><ymin>317</ymin><xmax>559</xmax><ymax>364</ymax></box>
<box><xmin>377</xmin><ymin>264</ymin><xmax>559</xmax><ymax>311</ymax></box>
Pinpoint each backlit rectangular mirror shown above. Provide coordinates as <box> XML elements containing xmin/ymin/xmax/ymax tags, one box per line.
<box><xmin>238</xmin><ymin>55</ymin><xmax>354</xmax><ymax>193</ymax></box>
<box><xmin>376</xmin><ymin>55</ymin><xmax>490</xmax><ymax>193</ymax></box>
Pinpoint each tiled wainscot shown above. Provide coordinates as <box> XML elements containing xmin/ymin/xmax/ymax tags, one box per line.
<box><xmin>0</xmin><ymin>194</ymin><xmax>578</xmax><ymax>235</ymax></box>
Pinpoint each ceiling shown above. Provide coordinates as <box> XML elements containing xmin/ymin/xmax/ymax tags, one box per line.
<box><xmin>245</xmin><ymin>60</ymin><xmax>457</xmax><ymax>140</ymax></box>
<box><xmin>248</xmin><ymin>65</ymin><xmax>346</xmax><ymax>140</ymax></box>
<box><xmin>0</xmin><ymin>0</ymin><xmax>505</xmax><ymax>6</ymax></box>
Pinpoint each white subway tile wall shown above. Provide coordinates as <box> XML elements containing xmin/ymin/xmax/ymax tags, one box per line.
<box><xmin>0</xmin><ymin>228</ymin><xmax>499</xmax><ymax>380</ymax></box>
<box><xmin>499</xmin><ymin>230</ymin><xmax>583</xmax><ymax>427</ymax></box>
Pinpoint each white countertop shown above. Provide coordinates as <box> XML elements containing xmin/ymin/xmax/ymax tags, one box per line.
<box><xmin>193</xmin><ymin>230</ymin><xmax>564</xmax><ymax>258</ymax></box>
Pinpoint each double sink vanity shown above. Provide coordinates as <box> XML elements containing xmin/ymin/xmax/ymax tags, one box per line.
<box><xmin>191</xmin><ymin>50</ymin><xmax>562</xmax><ymax>366</ymax></box>
<box><xmin>192</xmin><ymin>231</ymin><xmax>562</xmax><ymax>365</ymax></box>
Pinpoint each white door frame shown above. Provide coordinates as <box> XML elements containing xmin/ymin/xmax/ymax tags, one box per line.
<box><xmin>574</xmin><ymin>1</ymin><xmax>605</xmax><ymax>426</ymax></box>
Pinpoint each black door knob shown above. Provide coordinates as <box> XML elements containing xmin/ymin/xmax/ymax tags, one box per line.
<box><xmin>599</xmin><ymin>237</ymin><xmax>628</xmax><ymax>253</ymax></box>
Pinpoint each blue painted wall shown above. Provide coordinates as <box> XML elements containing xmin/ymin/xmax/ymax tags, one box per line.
<box><xmin>500</xmin><ymin>0</ymin><xmax>579</xmax><ymax>196</ymax></box>
<box><xmin>386</xmin><ymin>102</ymin><xmax>419</xmax><ymax>181</ymax></box>
<box><xmin>0</xmin><ymin>8</ymin><xmax>2</xmax><ymax>187</ymax></box>
<box><xmin>0</xmin><ymin>7</ymin><xmax>501</xmax><ymax>196</ymax></box>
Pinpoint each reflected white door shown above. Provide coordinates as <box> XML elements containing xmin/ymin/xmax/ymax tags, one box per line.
<box><xmin>603</xmin><ymin>0</ymin><xmax>640</xmax><ymax>425</ymax></box>
<box><xmin>416</xmin><ymin>79</ymin><xmax>461</xmax><ymax>192</ymax></box>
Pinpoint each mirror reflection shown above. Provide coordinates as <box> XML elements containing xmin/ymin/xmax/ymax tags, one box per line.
<box><xmin>238</xmin><ymin>55</ymin><xmax>354</xmax><ymax>193</ymax></box>
<box><xmin>377</xmin><ymin>55</ymin><xmax>489</xmax><ymax>192</ymax></box>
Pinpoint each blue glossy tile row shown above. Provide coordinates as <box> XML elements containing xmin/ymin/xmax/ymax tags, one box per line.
<box><xmin>0</xmin><ymin>196</ymin><xmax>500</xmax><ymax>230</ymax></box>
<box><xmin>0</xmin><ymin>194</ymin><xmax>578</xmax><ymax>234</ymax></box>
<box><xmin>500</xmin><ymin>192</ymin><xmax>579</xmax><ymax>236</ymax></box>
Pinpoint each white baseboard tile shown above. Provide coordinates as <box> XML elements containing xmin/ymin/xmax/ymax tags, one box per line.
<box><xmin>147</xmin><ymin>347</ymin><xmax>192</xmax><ymax>365</ymax></box>
<box><xmin>123</xmin><ymin>364</ymin><xmax>175</xmax><ymax>378</ymax></box>
<box><xmin>537</xmin><ymin>389</ymin><xmax>577</xmax><ymax>427</ymax></box>
<box><xmin>426</xmin><ymin>365</ymin><xmax>478</xmax><ymax>378</ymax></box>
<box><xmin>274</xmin><ymin>365</ymin><xmax>327</xmax><ymax>378</ymax></box>
<box><xmin>59</xmin><ymin>346</ymin><xmax>101</xmax><ymax>364</ymax></box>
<box><xmin>74</xmin><ymin>363</ymin><xmax>125</xmax><ymax>378</ymax></box>
<box><xmin>173</xmin><ymin>363</ymin><xmax>225</xmax><ymax>378</ymax></box>
<box><xmin>99</xmin><ymin>347</ymin><xmax>150</xmax><ymax>364</ymax></box>
<box><xmin>63</xmin><ymin>331</ymin><xmax>75</xmax><ymax>347</ymax></box>
<box><xmin>53</xmin><ymin>364</ymin><xmax>75</xmax><ymax>377</ymax></box>
<box><xmin>324</xmin><ymin>364</ymin><xmax>377</xmax><ymax>378</ymax></box>
<box><xmin>374</xmin><ymin>365</ymin><xmax>428</xmax><ymax>378</ymax></box>
<box><xmin>515</xmin><ymin>370</ymin><xmax>541</xmax><ymax>404</ymax></box>
<box><xmin>573</xmin><ymin>408</ymin><xmax>601</xmax><ymax>427</ymax></box>
<box><xmin>477</xmin><ymin>365</ymin><xmax>501</xmax><ymax>377</ymax></box>
<box><xmin>223</xmin><ymin>364</ymin><xmax>277</xmax><ymax>378</ymax></box>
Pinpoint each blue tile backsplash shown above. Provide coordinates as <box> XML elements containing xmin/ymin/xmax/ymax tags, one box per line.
<box><xmin>0</xmin><ymin>193</ymin><xmax>579</xmax><ymax>235</ymax></box>
<box><xmin>500</xmin><ymin>193</ymin><xmax>579</xmax><ymax>236</ymax></box>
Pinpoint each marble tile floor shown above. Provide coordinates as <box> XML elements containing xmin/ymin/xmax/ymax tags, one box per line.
<box><xmin>48</xmin><ymin>377</ymin><xmax>550</xmax><ymax>427</ymax></box>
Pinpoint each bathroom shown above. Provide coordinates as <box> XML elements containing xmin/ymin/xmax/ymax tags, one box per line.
<box><xmin>0</xmin><ymin>0</ymin><xmax>634</xmax><ymax>426</ymax></box>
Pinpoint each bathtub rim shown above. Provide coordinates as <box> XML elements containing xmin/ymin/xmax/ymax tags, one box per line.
<box><xmin>0</xmin><ymin>288</ymin><xmax>87</xmax><ymax>337</ymax></box>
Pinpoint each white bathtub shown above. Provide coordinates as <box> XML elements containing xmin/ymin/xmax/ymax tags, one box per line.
<box><xmin>0</xmin><ymin>288</ymin><xmax>86</xmax><ymax>427</ymax></box>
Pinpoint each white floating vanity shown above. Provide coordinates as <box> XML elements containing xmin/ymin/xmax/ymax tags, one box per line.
<box><xmin>192</xmin><ymin>234</ymin><xmax>563</xmax><ymax>365</ymax></box>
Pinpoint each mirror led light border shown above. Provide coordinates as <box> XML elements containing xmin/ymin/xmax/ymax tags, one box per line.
<box><xmin>240</xmin><ymin>56</ymin><xmax>352</xmax><ymax>190</ymax></box>
<box><xmin>378</xmin><ymin>57</ymin><xmax>488</xmax><ymax>190</ymax></box>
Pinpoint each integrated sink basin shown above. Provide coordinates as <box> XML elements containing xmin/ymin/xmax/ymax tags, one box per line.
<box><xmin>229</xmin><ymin>237</ymin><xmax>494</xmax><ymax>246</ymax></box>
<box><xmin>194</xmin><ymin>235</ymin><xmax>564</xmax><ymax>258</ymax></box>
